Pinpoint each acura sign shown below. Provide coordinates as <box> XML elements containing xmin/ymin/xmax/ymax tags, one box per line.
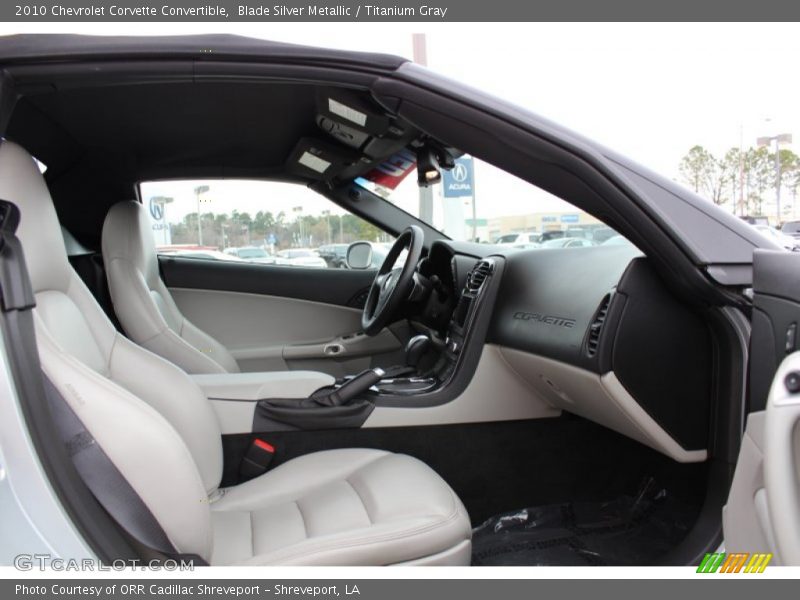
<box><xmin>442</xmin><ymin>156</ymin><xmax>474</xmax><ymax>198</ymax></box>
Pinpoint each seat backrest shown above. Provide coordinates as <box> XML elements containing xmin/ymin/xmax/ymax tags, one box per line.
<box><xmin>0</xmin><ymin>141</ymin><xmax>221</xmax><ymax>560</ymax></box>
<box><xmin>102</xmin><ymin>200</ymin><xmax>240</xmax><ymax>374</ymax></box>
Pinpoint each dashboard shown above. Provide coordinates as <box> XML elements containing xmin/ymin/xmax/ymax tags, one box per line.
<box><xmin>405</xmin><ymin>238</ymin><xmax>714</xmax><ymax>461</ymax></box>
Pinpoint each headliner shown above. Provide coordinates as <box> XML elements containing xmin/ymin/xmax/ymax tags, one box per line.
<box><xmin>10</xmin><ymin>81</ymin><xmax>323</xmax><ymax>179</ymax></box>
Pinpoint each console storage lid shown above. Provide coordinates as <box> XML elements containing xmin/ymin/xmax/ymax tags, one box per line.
<box><xmin>191</xmin><ymin>371</ymin><xmax>334</xmax><ymax>401</ymax></box>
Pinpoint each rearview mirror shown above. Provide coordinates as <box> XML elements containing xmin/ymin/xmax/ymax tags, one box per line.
<box><xmin>346</xmin><ymin>242</ymin><xmax>373</xmax><ymax>270</ymax></box>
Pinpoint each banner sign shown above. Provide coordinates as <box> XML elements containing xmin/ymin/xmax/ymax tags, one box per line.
<box><xmin>442</xmin><ymin>157</ymin><xmax>474</xmax><ymax>198</ymax></box>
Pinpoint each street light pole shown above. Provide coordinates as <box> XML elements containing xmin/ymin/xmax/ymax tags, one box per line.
<box><xmin>293</xmin><ymin>206</ymin><xmax>303</xmax><ymax>246</ymax></box>
<box><xmin>323</xmin><ymin>209</ymin><xmax>332</xmax><ymax>244</ymax></box>
<box><xmin>775</xmin><ymin>141</ymin><xmax>782</xmax><ymax>225</ymax></box>
<box><xmin>757</xmin><ymin>132</ymin><xmax>792</xmax><ymax>226</ymax></box>
<box><xmin>413</xmin><ymin>33</ymin><xmax>434</xmax><ymax>225</ymax></box>
<box><xmin>193</xmin><ymin>185</ymin><xmax>209</xmax><ymax>246</ymax></box>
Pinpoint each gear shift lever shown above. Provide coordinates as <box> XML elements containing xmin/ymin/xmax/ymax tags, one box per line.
<box><xmin>405</xmin><ymin>334</ymin><xmax>431</xmax><ymax>369</ymax></box>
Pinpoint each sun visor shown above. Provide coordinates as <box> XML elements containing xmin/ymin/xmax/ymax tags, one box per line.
<box><xmin>316</xmin><ymin>88</ymin><xmax>391</xmax><ymax>137</ymax></box>
<box><xmin>285</xmin><ymin>137</ymin><xmax>365</xmax><ymax>181</ymax></box>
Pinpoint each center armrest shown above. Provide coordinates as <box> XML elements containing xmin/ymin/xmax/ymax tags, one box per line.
<box><xmin>191</xmin><ymin>371</ymin><xmax>335</xmax><ymax>401</ymax></box>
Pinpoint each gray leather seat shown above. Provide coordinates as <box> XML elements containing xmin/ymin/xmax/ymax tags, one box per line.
<box><xmin>0</xmin><ymin>140</ymin><xmax>472</xmax><ymax>565</ymax></box>
<box><xmin>102</xmin><ymin>200</ymin><xmax>239</xmax><ymax>374</ymax></box>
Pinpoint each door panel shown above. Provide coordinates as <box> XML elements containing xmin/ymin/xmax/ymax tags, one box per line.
<box><xmin>722</xmin><ymin>411</ymin><xmax>780</xmax><ymax>562</ymax></box>
<box><xmin>748</xmin><ymin>249</ymin><xmax>800</xmax><ymax>411</ymax></box>
<box><xmin>160</xmin><ymin>258</ymin><xmax>405</xmax><ymax>376</ymax></box>
<box><xmin>763</xmin><ymin>351</ymin><xmax>800</xmax><ymax>564</ymax></box>
<box><xmin>159</xmin><ymin>256</ymin><xmax>375</xmax><ymax>307</ymax></box>
<box><xmin>725</xmin><ymin>249</ymin><xmax>800</xmax><ymax>565</ymax></box>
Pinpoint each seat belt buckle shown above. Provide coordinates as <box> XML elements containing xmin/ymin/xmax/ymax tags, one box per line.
<box><xmin>239</xmin><ymin>438</ymin><xmax>276</xmax><ymax>482</ymax></box>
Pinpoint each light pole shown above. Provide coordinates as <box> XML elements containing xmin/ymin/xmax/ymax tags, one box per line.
<box><xmin>413</xmin><ymin>33</ymin><xmax>434</xmax><ymax>224</ymax></box>
<box><xmin>757</xmin><ymin>133</ymin><xmax>792</xmax><ymax>225</ymax></box>
<box><xmin>322</xmin><ymin>209</ymin><xmax>332</xmax><ymax>244</ymax></box>
<box><xmin>293</xmin><ymin>206</ymin><xmax>304</xmax><ymax>246</ymax></box>
<box><xmin>193</xmin><ymin>185</ymin><xmax>209</xmax><ymax>246</ymax></box>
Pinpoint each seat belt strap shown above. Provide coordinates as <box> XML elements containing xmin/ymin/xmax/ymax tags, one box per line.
<box><xmin>42</xmin><ymin>376</ymin><xmax>178</xmax><ymax>555</ymax></box>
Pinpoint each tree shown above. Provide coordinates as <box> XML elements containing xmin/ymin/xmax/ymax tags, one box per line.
<box><xmin>783</xmin><ymin>150</ymin><xmax>800</xmax><ymax>217</ymax></box>
<box><xmin>720</xmin><ymin>148</ymin><xmax>743</xmax><ymax>211</ymax></box>
<box><xmin>745</xmin><ymin>147</ymin><xmax>773</xmax><ymax>216</ymax></box>
<box><xmin>679</xmin><ymin>145</ymin><xmax>716</xmax><ymax>195</ymax></box>
<box><xmin>708</xmin><ymin>152</ymin><xmax>736</xmax><ymax>206</ymax></box>
<box><xmin>679</xmin><ymin>145</ymin><xmax>736</xmax><ymax>207</ymax></box>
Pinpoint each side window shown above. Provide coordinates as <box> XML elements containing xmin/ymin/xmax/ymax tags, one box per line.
<box><xmin>139</xmin><ymin>180</ymin><xmax>393</xmax><ymax>269</ymax></box>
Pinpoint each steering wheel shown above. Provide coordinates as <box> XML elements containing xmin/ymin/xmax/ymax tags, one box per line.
<box><xmin>362</xmin><ymin>225</ymin><xmax>424</xmax><ymax>335</ymax></box>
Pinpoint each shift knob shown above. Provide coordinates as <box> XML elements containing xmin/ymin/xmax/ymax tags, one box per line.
<box><xmin>405</xmin><ymin>334</ymin><xmax>431</xmax><ymax>368</ymax></box>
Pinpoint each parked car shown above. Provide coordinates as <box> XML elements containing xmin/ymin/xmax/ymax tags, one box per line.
<box><xmin>539</xmin><ymin>237</ymin><xmax>596</xmax><ymax>249</ymax></box>
<box><xmin>781</xmin><ymin>220</ymin><xmax>800</xmax><ymax>240</ymax></box>
<box><xmin>276</xmin><ymin>248</ymin><xmax>328</xmax><ymax>268</ymax></box>
<box><xmin>588</xmin><ymin>227</ymin><xmax>617</xmax><ymax>244</ymax></box>
<box><xmin>741</xmin><ymin>215</ymin><xmax>771</xmax><ymax>226</ymax></box>
<box><xmin>754</xmin><ymin>225</ymin><xmax>800</xmax><ymax>251</ymax></box>
<box><xmin>161</xmin><ymin>249</ymin><xmax>245</xmax><ymax>262</ymax></box>
<box><xmin>494</xmin><ymin>232</ymin><xmax>540</xmax><ymax>246</ymax></box>
<box><xmin>317</xmin><ymin>243</ymin><xmax>350</xmax><ymax>268</ymax></box>
<box><xmin>223</xmin><ymin>246</ymin><xmax>280</xmax><ymax>264</ymax></box>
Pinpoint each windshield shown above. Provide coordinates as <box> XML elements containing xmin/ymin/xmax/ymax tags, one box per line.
<box><xmin>356</xmin><ymin>153</ymin><xmax>623</xmax><ymax>246</ymax></box>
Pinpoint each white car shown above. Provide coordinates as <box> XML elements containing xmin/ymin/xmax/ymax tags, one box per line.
<box><xmin>494</xmin><ymin>232</ymin><xmax>540</xmax><ymax>247</ymax></box>
<box><xmin>539</xmin><ymin>237</ymin><xmax>595</xmax><ymax>249</ymax></box>
<box><xmin>223</xmin><ymin>246</ymin><xmax>282</xmax><ymax>264</ymax></box>
<box><xmin>753</xmin><ymin>225</ymin><xmax>800</xmax><ymax>251</ymax></box>
<box><xmin>160</xmin><ymin>249</ymin><xmax>245</xmax><ymax>262</ymax></box>
<box><xmin>276</xmin><ymin>248</ymin><xmax>328</xmax><ymax>268</ymax></box>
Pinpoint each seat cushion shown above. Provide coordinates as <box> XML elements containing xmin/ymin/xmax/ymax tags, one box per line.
<box><xmin>209</xmin><ymin>448</ymin><xmax>471</xmax><ymax>565</ymax></box>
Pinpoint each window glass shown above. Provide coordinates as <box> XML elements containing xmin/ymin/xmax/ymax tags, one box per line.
<box><xmin>138</xmin><ymin>179</ymin><xmax>393</xmax><ymax>268</ymax></box>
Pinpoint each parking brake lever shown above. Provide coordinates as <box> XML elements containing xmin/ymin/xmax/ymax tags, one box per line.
<box><xmin>316</xmin><ymin>368</ymin><xmax>386</xmax><ymax>406</ymax></box>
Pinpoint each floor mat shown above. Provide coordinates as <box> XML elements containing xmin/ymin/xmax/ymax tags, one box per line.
<box><xmin>471</xmin><ymin>477</ymin><xmax>698</xmax><ymax>566</ymax></box>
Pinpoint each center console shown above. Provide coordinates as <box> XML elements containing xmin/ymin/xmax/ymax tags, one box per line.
<box><xmin>372</xmin><ymin>257</ymin><xmax>498</xmax><ymax>398</ymax></box>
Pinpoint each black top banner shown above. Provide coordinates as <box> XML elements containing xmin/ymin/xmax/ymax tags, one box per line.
<box><xmin>4</xmin><ymin>0</ymin><xmax>800</xmax><ymax>22</ymax></box>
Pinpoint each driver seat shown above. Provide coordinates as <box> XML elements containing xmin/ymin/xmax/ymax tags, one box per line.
<box><xmin>0</xmin><ymin>140</ymin><xmax>472</xmax><ymax>565</ymax></box>
<box><xmin>101</xmin><ymin>200</ymin><xmax>239</xmax><ymax>374</ymax></box>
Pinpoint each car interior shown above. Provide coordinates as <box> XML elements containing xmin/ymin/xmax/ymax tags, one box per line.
<box><xmin>0</xmin><ymin>37</ymin><xmax>751</xmax><ymax>566</ymax></box>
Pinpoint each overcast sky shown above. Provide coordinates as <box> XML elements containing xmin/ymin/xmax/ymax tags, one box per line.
<box><xmin>2</xmin><ymin>22</ymin><xmax>798</xmax><ymax>228</ymax></box>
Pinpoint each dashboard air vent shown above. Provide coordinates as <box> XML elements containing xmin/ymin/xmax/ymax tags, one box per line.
<box><xmin>466</xmin><ymin>260</ymin><xmax>493</xmax><ymax>292</ymax></box>
<box><xmin>587</xmin><ymin>293</ymin><xmax>612</xmax><ymax>357</ymax></box>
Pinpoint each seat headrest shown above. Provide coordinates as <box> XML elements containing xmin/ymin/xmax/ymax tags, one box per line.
<box><xmin>102</xmin><ymin>200</ymin><xmax>159</xmax><ymax>278</ymax></box>
<box><xmin>0</xmin><ymin>141</ymin><xmax>73</xmax><ymax>294</ymax></box>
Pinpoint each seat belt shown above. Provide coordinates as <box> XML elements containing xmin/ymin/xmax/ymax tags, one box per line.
<box><xmin>41</xmin><ymin>375</ymin><xmax>179</xmax><ymax>556</ymax></box>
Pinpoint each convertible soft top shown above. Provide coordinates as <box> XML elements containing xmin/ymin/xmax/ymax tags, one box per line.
<box><xmin>0</xmin><ymin>33</ymin><xmax>408</xmax><ymax>69</ymax></box>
